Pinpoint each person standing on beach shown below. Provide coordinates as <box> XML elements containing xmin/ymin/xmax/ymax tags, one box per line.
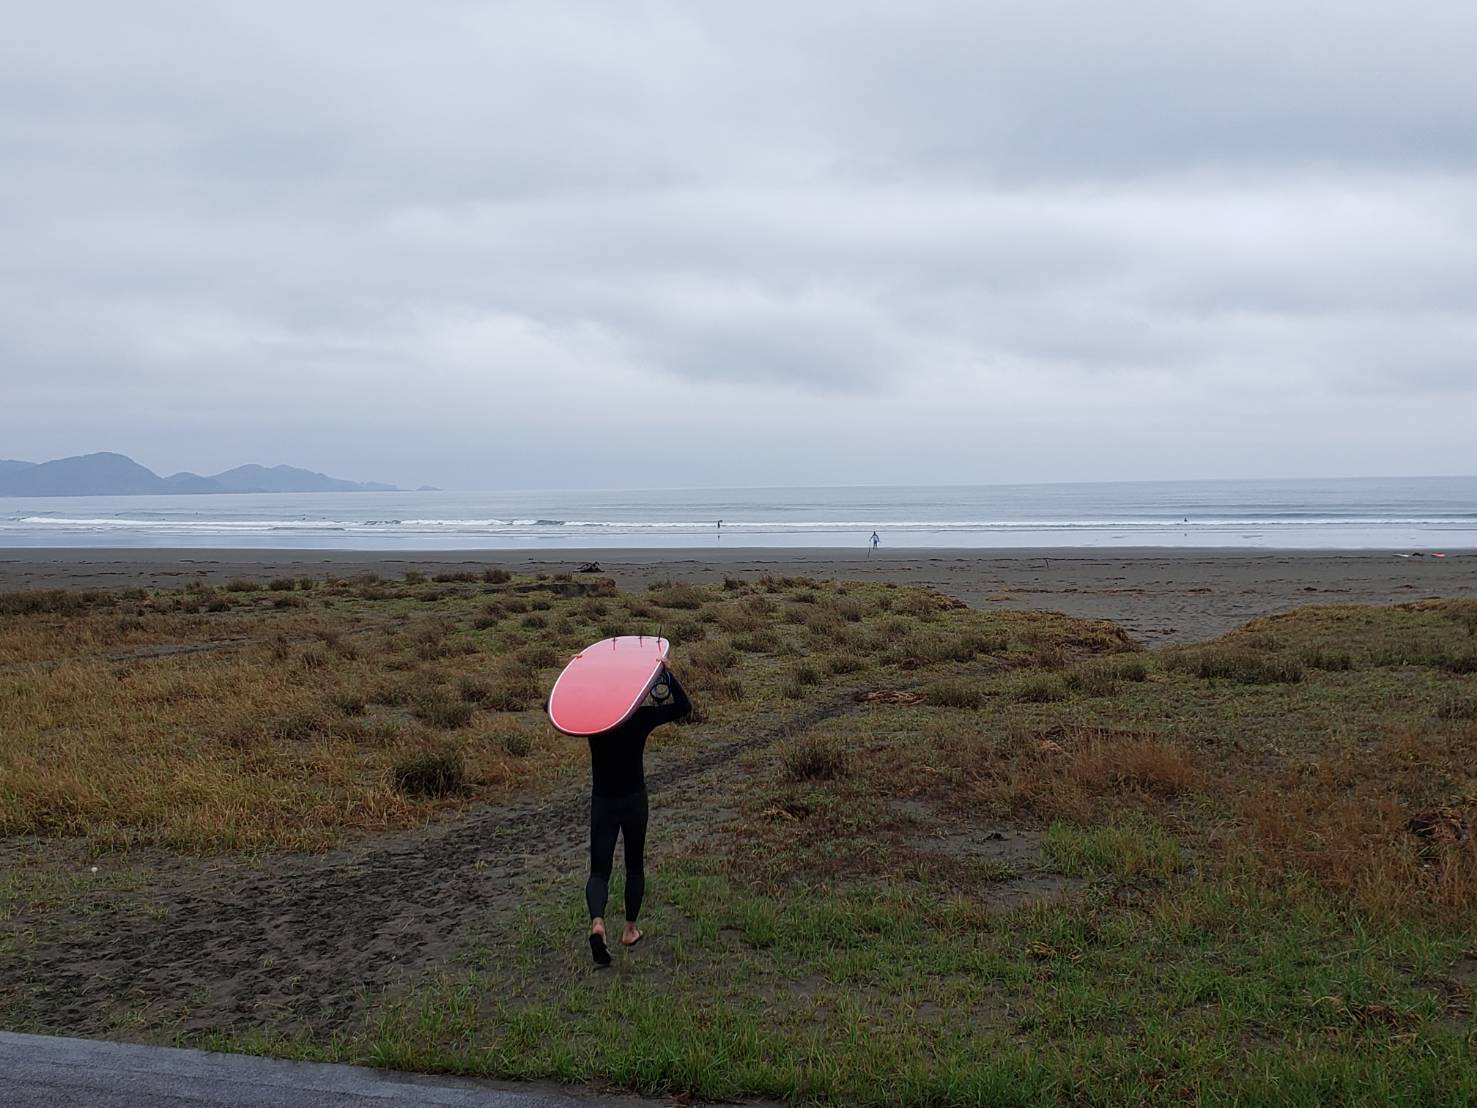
<box><xmin>582</xmin><ymin>666</ymin><xmax>692</xmax><ymax>966</ymax></box>
<box><xmin>869</xmin><ymin>530</ymin><xmax>880</xmax><ymax>555</ymax></box>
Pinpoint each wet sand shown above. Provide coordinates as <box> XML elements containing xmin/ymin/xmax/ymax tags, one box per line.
<box><xmin>2</xmin><ymin>546</ymin><xmax>1475</xmax><ymax>644</ymax></box>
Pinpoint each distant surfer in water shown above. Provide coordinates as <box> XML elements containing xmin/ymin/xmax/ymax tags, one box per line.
<box><xmin>584</xmin><ymin>667</ymin><xmax>692</xmax><ymax>966</ymax></box>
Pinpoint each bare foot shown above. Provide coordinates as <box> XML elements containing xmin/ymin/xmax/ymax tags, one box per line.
<box><xmin>621</xmin><ymin>922</ymin><xmax>643</xmax><ymax>947</ymax></box>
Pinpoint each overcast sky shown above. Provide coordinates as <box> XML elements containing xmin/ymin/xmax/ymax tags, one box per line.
<box><xmin>3</xmin><ymin>1</ymin><xmax>1475</xmax><ymax>489</ymax></box>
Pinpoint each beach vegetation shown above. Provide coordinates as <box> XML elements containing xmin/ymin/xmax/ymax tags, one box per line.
<box><xmin>1012</xmin><ymin>674</ymin><xmax>1067</xmax><ymax>702</ymax></box>
<box><xmin>1040</xmin><ymin>815</ymin><xmax>1182</xmax><ymax>880</ymax></box>
<box><xmin>1439</xmin><ymin>650</ymin><xmax>1477</xmax><ymax>675</ymax></box>
<box><xmin>730</xmin><ymin>630</ymin><xmax>776</xmax><ymax>653</ymax></box>
<box><xmin>1062</xmin><ymin>660</ymin><xmax>1121</xmax><ymax>697</ymax></box>
<box><xmin>1302</xmin><ymin>644</ymin><xmax>1355</xmax><ymax>670</ymax></box>
<box><xmin>925</xmin><ymin>678</ymin><xmax>987</xmax><ymax>708</ymax></box>
<box><xmin>1</xmin><ymin>589</ymin><xmax>111</xmax><ymax>616</ymax></box>
<box><xmin>482</xmin><ymin>664</ymin><xmax>543</xmax><ymax>712</ymax></box>
<box><xmin>823</xmin><ymin>651</ymin><xmax>865</xmax><ymax>675</ymax></box>
<box><xmin>6</xmin><ymin>578</ymin><xmax>1477</xmax><ymax>1103</ymax></box>
<box><xmin>499</xmin><ymin>724</ymin><xmax>534</xmax><ymax>758</ymax></box>
<box><xmin>328</xmin><ymin>691</ymin><xmax>367</xmax><ymax>716</ymax></box>
<box><xmin>392</xmin><ymin>747</ymin><xmax>465</xmax><ymax>798</ymax></box>
<box><xmin>1166</xmin><ymin>645</ymin><xmax>1304</xmax><ymax>684</ymax></box>
<box><xmin>713</xmin><ymin>602</ymin><xmax>767</xmax><ymax>634</ymax></box>
<box><xmin>781</xmin><ymin>733</ymin><xmax>849</xmax><ymax>781</ymax></box>
<box><xmin>646</xmin><ymin>580</ymin><xmax>706</xmax><ymax>609</ymax></box>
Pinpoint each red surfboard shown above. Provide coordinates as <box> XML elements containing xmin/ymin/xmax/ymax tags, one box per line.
<box><xmin>547</xmin><ymin>636</ymin><xmax>670</xmax><ymax>736</ymax></box>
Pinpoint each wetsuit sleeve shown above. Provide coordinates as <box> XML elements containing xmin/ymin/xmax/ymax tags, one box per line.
<box><xmin>649</xmin><ymin>671</ymin><xmax>692</xmax><ymax>725</ymax></box>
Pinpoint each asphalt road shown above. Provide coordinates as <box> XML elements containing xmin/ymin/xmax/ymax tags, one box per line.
<box><xmin>0</xmin><ymin>1032</ymin><xmax>646</xmax><ymax>1107</ymax></box>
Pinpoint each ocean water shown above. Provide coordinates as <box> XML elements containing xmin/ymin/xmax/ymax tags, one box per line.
<box><xmin>1</xmin><ymin>477</ymin><xmax>1474</xmax><ymax>551</ymax></box>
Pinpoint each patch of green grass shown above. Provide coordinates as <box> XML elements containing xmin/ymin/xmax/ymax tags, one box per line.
<box><xmin>708</xmin><ymin>675</ymin><xmax>746</xmax><ymax>701</ymax></box>
<box><xmin>781</xmin><ymin>734</ymin><xmax>849</xmax><ymax>781</ymax></box>
<box><xmin>1041</xmin><ymin>817</ymin><xmax>1183</xmax><ymax>881</ymax></box>
<box><xmin>391</xmin><ymin>747</ymin><xmax>464</xmax><ymax>797</ymax></box>
<box><xmin>499</xmin><ymin>726</ymin><xmax>533</xmax><ymax>757</ymax></box>
<box><xmin>646</xmin><ymin>581</ymin><xmax>707</xmax><ymax>610</ymax></box>
<box><xmin>1302</xmin><ymin>645</ymin><xmax>1355</xmax><ymax>671</ymax></box>
<box><xmin>926</xmin><ymin>678</ymin><xmax>987</xmax><ymax>708</ymax></box>
<box><xmin>1433</xmin><ymin>692</ymin><xmax>1477</xmax><ymax>721</ymax></box>
<box><xmin>888</xmin><ymin>630</ymin><xmax>982</xmax><ymax>666</ymax></box>
<box><xmin>1013</xmin><ymin>674</ymin><xmax>1067</xmax><ymax>703</ymax></box>
<box><xmin>1439</xmin><ymin>651</ymin><xmax>1477</xmax><ymax>675</ymax></box>
<box><xmin>412</xmin><ymin>695</ymin><xmax>475</xmax><ymax>730</ymax></box>
<box><xmin>824</xmin><ymin>652</ymin><xmax>866</xmax><ymax>675</ymax></box>
<box><xmin>731</xmin><ymin>631</ymin><xmax>776</xmax><ymax>654</ymax></box>
<box><xmin>1063</xmin><ymin>661</ymin><xmax>1121</xmax><ymax>698</ymax></box>
<box><xmin>1169</xmin><ymin>646</ymin><xmax>1305</xmax><ymax>684</ymax></box>
<box><xmin>241</xmin><ymin>865</ymin><xmax>1477</xmax><ymax>1107</ymax></box>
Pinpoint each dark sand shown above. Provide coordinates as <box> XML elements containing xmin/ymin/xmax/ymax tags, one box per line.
<box><xmin>4</xmin><ymin>547</ymin><xmax>1475</xmax><ymax>643</ymax></box>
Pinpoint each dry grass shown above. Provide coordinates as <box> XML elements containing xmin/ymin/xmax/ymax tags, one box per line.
<box><xmin>1237</xmin><ymin>725</ymin><xmax>1477</xmax><ymax>925</ymax></box>
<box><xmin>8</xmin><ymin>575</ymin><xmax>1477</xmax><ymax>942</ymax></box>
<box><xmin>6</xmin><ymin>575</ymin><xmax>950</xmax><ymax>850</ymax></box>
<box><xmin>0</xmin><ymin>577</ymin><xmax>612</xmax><ymax>849</ymax></box>
<box><xmin>646</xmin><ymin>581</ymin><xmax>707</xmax><ymax>610</ymax></box>
<box><xmin>736</xmin><ymin>598</ymin><xmax>1477</xmax><ymax>931</ymax></box>
<box><xmin>781</xmin><ymin>733</ymin><xmax>850</xmax><ymax>782</ymax></box>
<box><xmin>954</xmin><ymin>725</ymin><xmax>1199</xmax><ymax>824</ymax></box>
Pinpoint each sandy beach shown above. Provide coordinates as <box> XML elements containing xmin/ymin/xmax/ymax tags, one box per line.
<box><xmin>3</xmin><ymin>546</ymin><xmax>1474</xmax><ymax>644</ymax></box>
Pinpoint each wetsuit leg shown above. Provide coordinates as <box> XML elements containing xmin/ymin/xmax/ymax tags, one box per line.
<box><xmin>586</xmin><ymin>795</ymin><xmax>620</xmax><ymax>919</ymax></box>
<box><xmin>620</xmin><ymin>791</ymin><xmax>649</xmax><ymax>922</ymax></box>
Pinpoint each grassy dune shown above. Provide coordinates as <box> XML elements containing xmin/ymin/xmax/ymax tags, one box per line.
<box><xmin>0</xmin><ymin>573</ymin><xmax>1125</xmax><ymax>850</ymax></box>
<box><xmin>3</xmin><ymin>573</ymin><xmax>1475</xmax><ymax>1104</ymax></box>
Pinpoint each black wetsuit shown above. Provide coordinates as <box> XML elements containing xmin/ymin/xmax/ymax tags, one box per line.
<box><xmin>585</xmin><ymin>672</ymin><xmax>691</xmax><ymax>922</ymax></box>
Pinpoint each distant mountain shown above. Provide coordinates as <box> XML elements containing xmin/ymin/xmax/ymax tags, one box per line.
<box><xmin>0</xmin><ymin>452</ymin><xmax>169</xmax><ymax>496</ymax></box>
<box><xmin>162</xmin><ymin>471</ymin><xmax>229</xmax><ymax>494</ymax></box>
<box><xmin>0</xmin><ymin>452</ymin><xmax>400</xmax><ymax>497</ymax></box>
<box><xmin>209</xmin><ymin>464</ymin><xmax>398</xmax><ymax>494</ymax></box>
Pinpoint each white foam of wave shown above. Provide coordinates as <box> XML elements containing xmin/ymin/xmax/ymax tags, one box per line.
<box><xmin>9</xmin><ymin>514</ymin><xmax>1477</xmax><ymax>535</ymax></box>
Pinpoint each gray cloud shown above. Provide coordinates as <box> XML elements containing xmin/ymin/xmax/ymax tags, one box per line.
<box><xmin>2</xmin><ymin>1</ymin><xmax>1475</xmax><ymax>487</ymax></box>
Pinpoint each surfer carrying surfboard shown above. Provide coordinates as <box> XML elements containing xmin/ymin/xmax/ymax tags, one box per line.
<box><xmin>581</xmin><ymin>666</ymin><xmax>690</xmax><ymax>964</ymax></box>
<box><xmin>546</xmin><ymin>637</ymin><xmax>693</xmax><ymax>965</ymax></box>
